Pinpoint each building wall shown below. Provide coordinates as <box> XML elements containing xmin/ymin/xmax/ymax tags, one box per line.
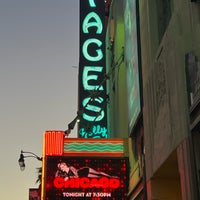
<box><xmin>106</xmin><ymin>1</ymin><xmax>145</xmax><ymax>199</ymax></box>
<box><xmin>106</xmin><ymin>0</ymin><xmax>200</xmax><ymax>199</ymax></box>
<box><xmin>106</xmin><ymin>0</ymin><xmax>128</xmax><ymax>138</ymax></box>
<box><xmin>139</xmin><ymin>0</ymin><xmax>200</xmax><ymax>199</ymax></box>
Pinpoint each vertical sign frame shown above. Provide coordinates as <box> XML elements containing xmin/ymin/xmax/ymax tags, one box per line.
<box><xmin>124</xmin><ymin>0</ymin><xmax>142</xmax><ymax>134</ymax></box>
<box><xmin>78</xmin><ymin>0</ymin><xmax>108</xmax><ymax>138</ymax></box>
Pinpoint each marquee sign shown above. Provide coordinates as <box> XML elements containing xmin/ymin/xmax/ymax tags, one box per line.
<box><xmin>79</xmin><ymin>0</ymin><xmax>108</xmax><ymax>138</ymax></box>
<box><xmin>44</xmin><ymin>156</ymin><xmax>129</xmax><ymax>199</ymax></box>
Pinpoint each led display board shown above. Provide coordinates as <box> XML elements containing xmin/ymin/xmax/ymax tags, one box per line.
<box><xmin>124</xmin><ymin>0</ymin><xmax>141</xmax><ymax>133</ymax></box>
<box><xmin>44</xmin><ymin>156</ymin><xmax>129</xmax><ymax>199</ymax></box>
<box><xmin>29</xmin><ymin>188</ymin><xmax>39</xmax><ymax>200</ymax></box>
<box><xmin>79</xmin><ymin>0</ymin><xmax>108</xmax><ymax>138</ymax></box>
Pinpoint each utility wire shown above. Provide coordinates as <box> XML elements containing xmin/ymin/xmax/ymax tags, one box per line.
<box><xmin>65</xmin><ymin>47</ymin><xmax>124</xmax><ymax>135</ymax></box>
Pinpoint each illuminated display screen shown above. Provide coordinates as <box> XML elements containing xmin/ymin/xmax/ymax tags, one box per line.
<box><xmin>124</xmin><ymin>0</ymin><xmax>141</xmax><ymax>133</ymax></box>
<box><xmin>78</xmin><ymin>0</ymin><xmax>108</xmax><ymax>138</ymax></box>
<box><xmin>44</xmin><ymin>156</ymin><xmax>129</xmax><ymax>199</ymax></box>
<box><xmin>29</xmin><ymin>188</ymin><xmax>39</xmax><ymax>200</ymax></box>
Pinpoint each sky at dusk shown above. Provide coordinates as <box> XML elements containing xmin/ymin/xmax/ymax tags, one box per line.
<box><xmin>0</xmin><ymin>1</ymin><xmax>79</xmax><ymax>199</ymax></box>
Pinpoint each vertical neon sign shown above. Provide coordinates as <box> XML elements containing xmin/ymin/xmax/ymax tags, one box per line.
<box><xmin>79</xmin><ymin>0</ymin><xmax>108</xmax><ymax>138</ymax></box>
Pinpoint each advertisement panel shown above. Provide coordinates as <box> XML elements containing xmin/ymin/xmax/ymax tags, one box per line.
<box><xmin>29</xmin><ymin>188</ymin><xmax>39</xmax><ymax>200</ymax></box>
<box><xmin>79</xmin><ymin>0</ymin><xmax>108</xmax><ymax>138</ymax></box>
<box><xmin>44</xmin><ymin>156</ymin><xmax>129</xmax><ymax>199</ymax></box>
<box><xmin>124</xmin><ymin>0</ymin><xmax>141</xmax><ymax>134</ymax></box>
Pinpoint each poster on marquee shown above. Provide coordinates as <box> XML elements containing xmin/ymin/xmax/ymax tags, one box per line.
<box><xmin>44</xmin><ymin>156</ymin><xmax>129</xmax><ymax>199</ymax></box>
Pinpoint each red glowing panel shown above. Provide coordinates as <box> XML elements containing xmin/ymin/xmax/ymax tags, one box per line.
<box><xmin>44</xmin><ymin>156</ymin><xmax>129</xmax><ymax>200</ymax></box>
<box><xmin>44</xmin><ymin>131</ymin><xmax>64</xmax><ymax>156</ymax></box>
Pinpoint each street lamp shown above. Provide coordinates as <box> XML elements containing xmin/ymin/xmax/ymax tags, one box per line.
<box><xmin>18</xmin><ymin>150</ymin><xmax>42</xmax><ymax>171</ymax></box>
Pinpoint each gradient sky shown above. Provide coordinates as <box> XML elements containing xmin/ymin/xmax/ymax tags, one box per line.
<box><xmin>0</xmin><ymin>1</ymin><xmax>79</xmax><ymax>199</ymax></box>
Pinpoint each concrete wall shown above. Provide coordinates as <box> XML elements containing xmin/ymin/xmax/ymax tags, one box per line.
<box><xmin>140</xmin><ymin>0</ymin><xmax>192</xmax><ymax>179</ymax></box>
<box><xmin>139</xmin><ymin>0</ymin><xmax>200</xmax><ymax>199</ymax></box>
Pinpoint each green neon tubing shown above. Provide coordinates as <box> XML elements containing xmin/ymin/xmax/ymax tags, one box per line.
<box><xmin>82</xmin><ymin>38</ymin><xmax>103</xmax><ymax>61</ymax></box>
<box><xmin>82</xmin><ymin>97</ymin><xmax>104</xmax><ymax>121</ymax></box>
<box><xmin>83</xmin><ymin>12</ymin><xmax>103</xmax><ymax>34</ymax></box>
<box><xmin>89</xmin><ymin>0</ymin><xmax>96</xmax><ymax>7</ymax></box>
<box><xmin>82</xmin><ymin>66</ymin><xmax>104</xmax><ymax>90</ymax></box>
